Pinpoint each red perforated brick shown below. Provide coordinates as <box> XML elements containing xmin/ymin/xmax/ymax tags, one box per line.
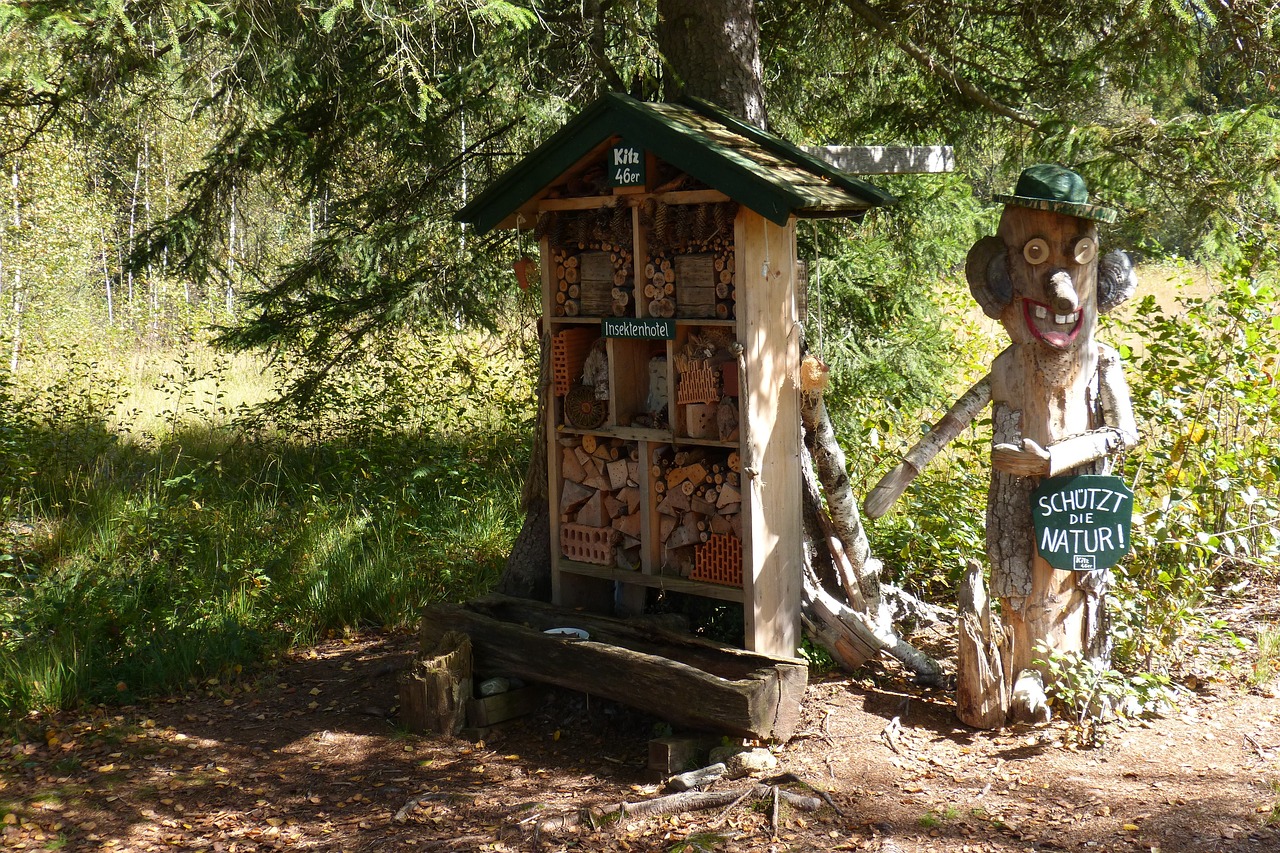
<box><xmin>692</xmin><ymin>534</ymin><xmax>742</xmax><ymax>587</ymax></box>
<box><xmin>552</xmin><ymin>328</ymin><xmax>599</xmax><ymax>397</ymax></box>
<box><xmin>561</xmin><ymin>523</ymin><xmax>619</xmax><ymax>566</ymax></box>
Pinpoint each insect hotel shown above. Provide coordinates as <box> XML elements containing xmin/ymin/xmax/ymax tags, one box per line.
<box><xmin>457</xmin><ymin>94</ymin><xmax>894</xmax><ymax>659</ymax></box>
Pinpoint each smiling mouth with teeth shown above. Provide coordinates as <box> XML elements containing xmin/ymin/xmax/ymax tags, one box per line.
<box><xmin>1021</xmin><ymin>298</ymin><xmax>1082</xmax><ymax>349</ymax></box>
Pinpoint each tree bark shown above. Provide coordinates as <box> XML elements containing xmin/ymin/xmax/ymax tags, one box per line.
<box><xmin>497</xmin><ymin>331</ymin><xmax>552</xmax><ymax>600</ymax></box>
<box><xmin>656</xmin><ymin>0</ymin><xmax>768</xmax><ymax>129</ymax></box>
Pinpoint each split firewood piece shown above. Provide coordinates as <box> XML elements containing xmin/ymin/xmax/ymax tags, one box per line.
<box><xmin>606</xmin><ymin>458</ymin><xmax>630</xmax><ymax>490</ymax></box>
<box><xmin>559</xmin><ymin>479</ymin><xmax>593</xmax><ymax>515</ymax></box>
<box><xmin>667</xmin><ymin>518</ymin><xmax>706</xmax><ymax>548</ymax></box>
<box><xmin>613</xmin><ymin>512</ymin><xmax>642</xmax><ymax>538</ymax></box>
<box><xmin>716</xmin><ymin>483</ymin><xmax>741</xmax><ymax>508</ymax></box>
<box><xmin>657</xmin><ymin>489</ymin><xmax>692</xmax><ymax>516</ymax></box>
<box><xmin>575</xmin><ymin>490</ymin><xmax>606</xmax><ymax>527</ymax></box>
<box><xmin>562</xmin><ymin>445</ymin><xmax>588</xmax><ymax>479</ymax></box>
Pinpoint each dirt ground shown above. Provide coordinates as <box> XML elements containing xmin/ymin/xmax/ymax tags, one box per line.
<box><xmin>3</xmin><ymin>593</ymin><xmax>1279</xmax><ymax>853</ymax></box>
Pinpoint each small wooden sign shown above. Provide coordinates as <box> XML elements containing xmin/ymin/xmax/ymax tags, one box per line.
<box><xmin>608</xmin><ymin>142</ymin><xmax>645</xmax><ymax>188</ymax></box>
<box><xmin>1032</xmin><ymin>474</ymin><xmax>1134</xmax><ymax>572</ymax></box>
<box><xmin>602</xmin><ymin>318</ymin><xmax>674</xmax><ymax>340</ymax></box>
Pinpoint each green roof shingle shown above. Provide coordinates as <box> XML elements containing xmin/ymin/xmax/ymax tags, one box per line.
<box><xmin>456</xmin><ymin>93</ymin><xmax>895</xmax><ymax>233</ymax></box>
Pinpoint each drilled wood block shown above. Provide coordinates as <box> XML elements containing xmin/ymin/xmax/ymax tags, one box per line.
<box><xmin>561</xmin><ymin>522</ymin><xmax>619</xmax><ymax>566</ymax></box>
<box><xmin>692</xmin><ymin>534</ymin><xmax>743</xmax><ymax>587</ymax></box>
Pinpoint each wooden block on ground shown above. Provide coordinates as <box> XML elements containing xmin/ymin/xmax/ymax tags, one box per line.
<box><xmin>648</xmin><ymin>736</ymin><xmax>718</xmax><ymax>776</ymax></box>
<box><xmin>465</xmin><ymin>685</ymin><xmax>548</xmax><ymax>728</ymax></box>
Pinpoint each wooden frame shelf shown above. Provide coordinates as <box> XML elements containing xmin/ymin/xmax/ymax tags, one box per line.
<box><xmin>558</xmin><ymin>559</ymin><xmax>745</xmax><ymax>603</ymax></box>
<box><xmin>544</xmin><ymin>192</ymin><xmax>800</xmax><ymax>658</ymax></box>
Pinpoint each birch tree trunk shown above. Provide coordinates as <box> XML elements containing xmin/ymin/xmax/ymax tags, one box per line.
<box><xmin>8</xmin><ymin>161</ymin><xmax>22</xmax><ymax>373</ymax></box>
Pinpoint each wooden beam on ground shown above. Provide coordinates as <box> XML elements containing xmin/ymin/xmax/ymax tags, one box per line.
<box><xmin>419</xmin><ymin>595</ymin><xmax>807</xmax><ymax>741</ymax></box>
<box><xmin>802</xmin><ymin>145</ymin><xmax>955</xmax><ymax>175</ymax></box>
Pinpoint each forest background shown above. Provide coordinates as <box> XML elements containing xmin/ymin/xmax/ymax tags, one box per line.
<box><xmin>1</xmin><ymin>0</ymin><xmax>1278</xmax><ymax>720</ymax></box>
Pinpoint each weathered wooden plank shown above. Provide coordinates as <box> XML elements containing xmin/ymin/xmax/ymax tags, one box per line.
<box><xmin>419</xmin><ymin>595</ymin><xmax>806</xmax><ymax>741</ymax></box>
<box><xmin>735</xmin><ymin>210</ymin><xmax>802</xmax><ymax>659</ymax></box>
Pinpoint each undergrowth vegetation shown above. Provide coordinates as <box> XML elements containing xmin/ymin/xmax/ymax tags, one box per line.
<box><xmin>0</xmin><ymin>328</ymin><xmax>533</xmax><ymax>717</ymax></box>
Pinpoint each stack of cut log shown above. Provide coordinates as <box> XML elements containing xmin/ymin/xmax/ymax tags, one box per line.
<box><xmin>559</xmin><ymin>435</ymin><xmax>643</xmax><ymax>569</ymax></box>
<box><xmin>646</xmin><ymin>235</ymin><xmax>735</xmax><ymax>320</ymax></box>
<box><xmin>552</xmin><ymin>242</ymin><xmax>634</xmax><ymax>317</ymax></box>
<box><xmin>652</xmin><ymin>446</ymin><xmax>743</xmax><ymax>579</ymax></box>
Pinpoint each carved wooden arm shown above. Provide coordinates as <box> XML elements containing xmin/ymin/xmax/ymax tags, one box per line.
<box><xmin>991</xmin><ymin>346</ymin><xmax>1138</xmax><ymax>478</ymax></box>
<box><xmin>864</xmin><ymin>376</ymin><xmax>992</xmax><ymax>518</ymax></box>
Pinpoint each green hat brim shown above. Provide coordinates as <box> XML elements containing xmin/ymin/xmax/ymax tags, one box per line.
<box><xmin>993</xmin><ymin>193</ymin><xmax>1117</xmax><ymax>224</ymax></box>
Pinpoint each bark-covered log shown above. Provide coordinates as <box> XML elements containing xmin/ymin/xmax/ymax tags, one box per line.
<box><xmin>954</xmin><ymin>561</ymin><xmax>1008</xmax><ymax>729</ymax></box>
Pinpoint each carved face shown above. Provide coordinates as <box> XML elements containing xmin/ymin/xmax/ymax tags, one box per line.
<box><xmin>995</xmin><ymin>207</ymin><xmax>1099</xmax><ymax>351</ymax></box>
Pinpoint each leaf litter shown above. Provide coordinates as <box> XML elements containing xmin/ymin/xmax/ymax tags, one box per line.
<box><xmin>2</xmin><ymin>606</ymin><xmax>1279</xmax><ymax>852</ymax></box>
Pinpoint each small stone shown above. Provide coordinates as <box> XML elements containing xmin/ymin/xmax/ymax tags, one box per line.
<box><xmin>725</xmin><ymin>747</ymin><xmax>777</xmax><ymax>778</ymax></box>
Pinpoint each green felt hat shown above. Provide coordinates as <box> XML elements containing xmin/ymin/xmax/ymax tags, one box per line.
<box><xmin>994</xmin><ymin>164</ymin><xmax>1117</xmax><ymax>223</ymax></box>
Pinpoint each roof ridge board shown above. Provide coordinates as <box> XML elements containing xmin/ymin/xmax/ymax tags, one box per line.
<box><xmin>680</xmin><ymin>96</ymin><xmax>898</xmax><ymax>207</ymax></box>
<box><xmin>610</xmin><ymin>97</ymin><xmax>810</xmax><ymax>203</ymax></box>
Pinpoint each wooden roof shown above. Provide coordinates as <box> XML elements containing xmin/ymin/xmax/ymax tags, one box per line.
<box><xmin>456</xmin><ymin>93</ymin><xmax>896</xmax><ymax>233</ymax></box>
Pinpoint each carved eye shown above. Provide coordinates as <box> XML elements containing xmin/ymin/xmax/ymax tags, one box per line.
<box><xmin>1022</xmin><ymin>237</ymin><xmax>1050</xmax><ymax>265</ymax></box>
<box><xmin>1071</xmin><ymin>236</ymin><xmax>1098</xmax><ymax>265</ymax></box>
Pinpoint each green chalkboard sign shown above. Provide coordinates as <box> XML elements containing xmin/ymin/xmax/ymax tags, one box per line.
<box><xmin>608</xmin><ymin>142</ymin><xmax>645</xmax><ymax>187</ymax></box>
<box><xmin>1032</xmin><ymin>474</ymin><xmax>1134</xmax><ymax>572</ymax></box>
<box><xmin>602</xmin><ymin>317</ymin><xmax>674</xmax><ymax>340</ymax></box>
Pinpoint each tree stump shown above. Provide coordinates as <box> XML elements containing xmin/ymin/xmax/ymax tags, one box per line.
<box><xmin>399</xmin><ymin>631</ymin><xmax>472</xmax><ymax>736</ymax></box>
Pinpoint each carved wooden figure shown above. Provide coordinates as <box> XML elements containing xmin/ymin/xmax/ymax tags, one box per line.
<box><xmin>865</xmin><ymin>165</ymin><xmax>1139</xmax><ymax>727</ymax></box>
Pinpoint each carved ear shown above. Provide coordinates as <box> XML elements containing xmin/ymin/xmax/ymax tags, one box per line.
<box><xmin>966</xmin><ymin>235</ymin><xmax>1012</xmax><ymax>319</ymax></box>
<box><xmin>1097</xmin><ymin>250</ymin><xmax>1137</xmax><ymax>314</ymax></box>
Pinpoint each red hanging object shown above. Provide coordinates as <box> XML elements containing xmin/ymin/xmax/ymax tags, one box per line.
<box><xmin>513</xmin><ymin>256</ymin><xmax>536</xmax><ymax>290</ymax></box>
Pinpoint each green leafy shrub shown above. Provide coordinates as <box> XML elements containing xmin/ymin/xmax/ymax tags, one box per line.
<box><xmin>1111</xmin><ymin>264</ymin><xmax>1280</xmax><ymax>666</ymax></box>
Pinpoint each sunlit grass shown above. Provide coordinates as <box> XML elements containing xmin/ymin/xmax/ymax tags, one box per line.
<box><xmin>1</xmin><ymin>330</ymin><xmax>531</xmax><ymax>719</ymax></box>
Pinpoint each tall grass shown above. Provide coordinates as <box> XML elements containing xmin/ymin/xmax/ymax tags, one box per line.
<box><xmin>0</xmin><ymin>329</ymin><xmax>532</xmax><ymax>718</ymax></box>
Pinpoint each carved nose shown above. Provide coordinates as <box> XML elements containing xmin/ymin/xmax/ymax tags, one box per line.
<box><xmin>1046</xmin><ymin>270</ymin><xmax>1078</xmax><ymax>314</ymax></box>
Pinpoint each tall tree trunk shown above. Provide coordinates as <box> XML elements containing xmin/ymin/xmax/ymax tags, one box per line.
<box><xmin>8</xmin><ymin>160</ymin><xmax>21</xmax><ymax>373</ymax></box>
<box><xmin>656</xmin><ymin>0</ymin><xmax>767</xmax><ymax>129</ymax></box>
<box><xmin>498</xmin><ymin>332</ymin><xmax>553</xmax><ymax>600</ymax></box>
